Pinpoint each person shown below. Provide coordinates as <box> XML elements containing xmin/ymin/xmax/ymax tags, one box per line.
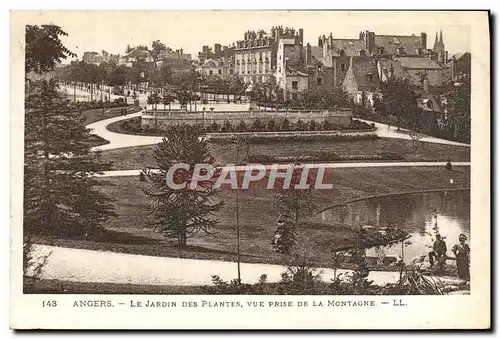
<box><xmin>445</xmin><ymin>160</ymin><xmax>453</xmax><ymax>171</ymax></box>
<box><xmin>428</xmin><ymin>234</ymin><xmax>447</xmax><ymax>268</ymax></box>
<box><xmin>452</xmin><ymin>234</ymin><xmax>470</xmax><ymax>281</ymax></box>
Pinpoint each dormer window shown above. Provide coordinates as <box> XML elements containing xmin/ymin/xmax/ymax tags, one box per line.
<box><xmin>339</xmin><ymin>49</ymin><xmax>346</xmax><ymax>56</ymax></box>
<box><xmin>368</xmin><ymin>74</ymin><xmax>374</xmax><ymax>82</ymax></box>
<box><xmin>378</xmin><ymin>47</ymin><xmax>385</xmax><ymax>55</ymax></box>
<box><xmin>318</xmin><ymin>65</ymin><xmax>322</xmax><ymax>72</ymax></box>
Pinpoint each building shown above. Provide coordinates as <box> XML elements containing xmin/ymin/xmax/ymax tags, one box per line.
<box><xmin>377</xmin><ymin>56</ymin><xmax>445</xmax><ymax>87</ymax></box>
<box><xmin>317</xmin><ymin>30</ymin><xmax>428</xmax><ymax>58</ymax></box>
<box><xmin>234</xmin><ymin>26</ymin><xmax>302</xmax><ymax>84</ymax></box>
<box><xmin>342</xmin><ymin>56</ymin><xmax>380</xmax><ymax>105</ymax></box>
<box><xmin>449</xmin><ymin>52</ymin><xmax>471</xmax><ymax>82</ymax></box>
<box><xmin>154</xmin><ymin>48</ymin><xmax>193</xmax><ymax>70</ymax></box>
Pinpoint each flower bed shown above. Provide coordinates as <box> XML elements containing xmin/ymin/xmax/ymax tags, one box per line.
<box><xmin>108</xmin><ymin>116</ymin><xmax>377</xmax><ymax>143</ymax></box>
<box><xmin>248</xmin><ymin>151</ymin><xmax>404</xmax><ymax>163</ymax></box>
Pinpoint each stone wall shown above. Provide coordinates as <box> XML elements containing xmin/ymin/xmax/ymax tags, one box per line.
<box><xmin>141</xmin><ymin>109</ymin><xmax>353</xmax><ymax>129</ymax></box>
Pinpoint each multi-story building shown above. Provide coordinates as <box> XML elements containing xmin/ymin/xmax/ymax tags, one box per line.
<box><xmin>315</xmin><ymin>30</ymin><xmax>434</xmax><ymax>61</ymax></box>
<box><xmin>234</xmin><ymin>26</ymin><xmax>303</xmax><ymax>84</ymax></box>
<box><xmin>275</xmin><ymin>34</ymin><xmax>308</xmax><ymax>100</ymax></box>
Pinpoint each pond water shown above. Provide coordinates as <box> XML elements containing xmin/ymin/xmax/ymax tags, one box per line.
<box><xmin>317</xmin><ymin>189</ymin><xmax>470</xmax><ymax>263</ymax></box>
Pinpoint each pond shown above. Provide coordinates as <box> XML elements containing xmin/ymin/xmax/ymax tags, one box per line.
<box><xmin>317</xmin><ymin>189</ymin><xmax>470</xmax><ymax>263</ymax></box>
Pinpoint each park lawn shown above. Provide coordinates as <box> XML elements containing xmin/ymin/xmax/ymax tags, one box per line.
<box><xmin>81</xmin><ymin>105</ymin><xmax>141</xmax><ymax>125</ymax></box>
<box><xmin>39</xmin><ymin>166</ymin><xmax>470</xmax><ymax>269</ymax></box>
<box><xmin>100</xmin><ymin>138</ymin><xmax>470</xmax><ymax>170</ymax></box>
<box><xmin>24</xmin><ymin>277</ymin><xmax>205</xmax><ymax>294</ymax></box>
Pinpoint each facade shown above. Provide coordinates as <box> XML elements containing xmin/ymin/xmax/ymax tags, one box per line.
<box><xmin>342</xmin><ymin>56</ymin><xmax>380</xmax><ymax>105</ymax></box>
<box><xmin>234</xmin><ymin>26</ymin><xmax>302</xmax><ymax>84</ymax></box>
<box><xmin>449</xmin><ymin>52</ymin><xmax>471</xmax><ymax>82</ymax></box>
<box><xmin>197</xmin><ymin>57</ymin><xmax>234</xmax><ymax>79</ymax></box>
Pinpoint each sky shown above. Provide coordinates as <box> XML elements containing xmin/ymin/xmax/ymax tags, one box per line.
<box><xmin>14</xmin><ymin>11</ymin><xmax>472</xmax><ymax>62</ymax></box>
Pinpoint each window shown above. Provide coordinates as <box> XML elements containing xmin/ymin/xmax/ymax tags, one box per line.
<box><xmin>209</xmin><ymin>70</ymin><xmax>213</xmax><ymax>75</ymax></box>
<box><xmin>317</xmin><ymin>78</ymin><xmax>323</xmax><ymax>86</ymax></box>
<box><xmin>292</xmin><ymin>93</ymin><xmax>298</xmax><ymax>100</ymax></box>
<box><xmin>340</xmin><ymin>63</ymin><xmax>346</xmax><ymax>71</ymax></box>
<box><xmin>279</xmin><ymin>67</ymin><xmax>281</xmax><ymax>73</ymax></box>
<box><xmin>218</xmin><ymin>69</ymin><xmax>222</xmax><ymax>75</ymax></box>
<box><xmin>229</xmin><ymin>69</ymin><xmax>234</xmax><ymax>74</ymax></box>
<box><xmin>318</xmin><ymin>65</ymin><xmax>322</xmax><ymax>72</ymax></box>
<box><xmin>368</xmin><ymin>75</ymin><xmax>373</xmax><ymax>82</ymax></box>
<box><xmin>292</xmin><ymin>81</ymin><xmax>298</xmax><ymax>90</ymax></box>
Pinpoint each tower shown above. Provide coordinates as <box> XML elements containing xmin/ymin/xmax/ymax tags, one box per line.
<box><xmin>433</xmin><ymin>30</ymin><xmax>445</xmax><ymax>53</ymax></box>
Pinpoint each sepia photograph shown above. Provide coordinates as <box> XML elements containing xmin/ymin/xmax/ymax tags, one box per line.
<box><xmin>10</xmin><ymin>9</ymin><xmax>490</xmax><ymax>329</ymax></box>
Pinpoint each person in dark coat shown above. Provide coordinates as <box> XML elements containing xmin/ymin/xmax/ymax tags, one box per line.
<box><xmin>429</xmin><ymin>234</ymin><xmax>447</xmax><ymax>268</ymax></box>
<box><xmin>452</xmin><ymin>234</ymin><xmax>470</xmax><ymax>281</ymax></box>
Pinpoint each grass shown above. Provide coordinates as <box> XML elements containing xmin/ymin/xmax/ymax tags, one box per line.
<box><xmin>81</xmin><ymin>105</ymin><xmax>141</xmax><ymax>125</ymax></box>
<box><xmin>100</xmin><ymin>138</ymin><xmax>471</xmax><ymax>170</ymax></box>
<box><xmin>24</xmin><ymin>277</ymin><xmax>205</xmax><ymax>294</ymax></box>
<box><xmin>38</xmin><ymin>167</ymin><xmax>470</xmax><ymax>269</ymax></box>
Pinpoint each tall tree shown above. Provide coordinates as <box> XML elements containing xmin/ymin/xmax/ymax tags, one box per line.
<box><xmin>380</xmin><ymin>78</ymin><xmax>419</xmax><ymax>130</ymax></box>
<box><xmin>444</xmin><ymin>79</ymin><xmax>471</xmax><ymax>143</ymax></box>
<box><xmin>151</xmin><ymin>40</ymin><xmax>167</xmax><ymax>60</ymax></box>
<box><xmin>25</xmin><ymin>25</ymin><xmax>76</xmax><ymax>75</ymax></box>
<box><xmin>144</xmin><ymin>125</ymin><xmax>224</xmax><ymax>246</ymax></box>
<box><xmin>24</xmin><ymin>80</ymin><xmax>116</xmax><ymax>237</ymax></box>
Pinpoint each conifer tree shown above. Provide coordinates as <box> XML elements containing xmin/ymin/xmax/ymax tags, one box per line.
<box><xmin>144</xmin><ymin>125</ymin><xmax>224</xmax><ymax>246</ymax></box>
<box><xmin>24</xmin><ymin>80</ymin><xmax>116</xmax><ymax>237</ymax></box>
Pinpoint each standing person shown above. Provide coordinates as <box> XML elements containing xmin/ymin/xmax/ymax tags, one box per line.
<box><xmin>452</xmin><ymin>234</ymin><xmax>470</xmax><ymax>281</ymax></box>
<box><xmin>428</xmin><ymin>234</ymin><xmax>447</xmax><ymax>270</ymax></box>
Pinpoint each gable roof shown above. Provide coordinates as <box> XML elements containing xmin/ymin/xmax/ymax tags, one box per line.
<box><xmin>396</xmin><ymin>56</ymin><xmax>442</xmax><ymax>70</ymax></box>
<box><xmin>374</xmin><ymin>35</ymin><xmax>423</xmax><ymax>55</ymax></box>
<box><xmin>329</xmin><ymin>39</ymin><xmax>365</xmax><ymax>55</ymax></box>
<box><xmin>347</xmin><ymin>56</ymin><xmax>380</xmax><ymax>91</ymax></box>
<box><xmin>310</xmin><ymin>46</ymin><xmax>323</xmax><ymax>59</ymax></box>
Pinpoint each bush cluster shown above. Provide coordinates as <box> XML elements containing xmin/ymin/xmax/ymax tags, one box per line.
<box><xmin>71</xmin><ymin>98</ymin><xmax>128</xmax><ymax>111</ymax></box>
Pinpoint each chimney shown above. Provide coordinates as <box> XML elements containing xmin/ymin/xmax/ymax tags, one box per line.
<box><xmin>306</xmin><ymin>43</ymin><xmax>312</xmax><ymax>64</ymax></box>
<box><xmin>294</xmin><ymin>35</ymin><xmax>299</xmax><ymax>45</ymax></box>
<box><xmin>318</xmin><ymin>36</ymin><xmax>323</xmax><ymax>47</ymax></box>
<box><xmin>420</xmin><ymin>32</ymin><xmax>427</xmax><ymax>50</ymax></box>
<box><xmin>329</xmin><ymin>32</ymin><xmax>333</xmax><ymax>48</ymax></box>
<box><xmin>276</xmin><ymin>29</ymin><xmax>280</xmax><ymax>42</ymax></box>
<box><xmin>180</xmin><ymin>48</ymin><xmax>183</xmax><ymax>56</ymax></box>
<box><xmin>299</xmin><ymin>28</ymin><xmax>304</xmax><ymax>45</ymax></box>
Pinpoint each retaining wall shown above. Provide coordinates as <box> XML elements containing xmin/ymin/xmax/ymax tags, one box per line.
<box><xmin>141</xmin><ymin>109</ymin><xmax>353</xmax><ymax>129</ymax></box>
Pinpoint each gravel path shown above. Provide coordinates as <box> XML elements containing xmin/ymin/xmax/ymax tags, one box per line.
<box><xmin>28</xmin><ymin>245</ymin><xmax>402</xmax><ymax>286</ymax></box>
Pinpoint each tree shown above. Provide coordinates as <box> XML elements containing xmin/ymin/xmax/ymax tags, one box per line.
<box><xmin>380</xmin><ymin>78</ymin><xmax>419</xmax><ymax>130</ymax></box>
<box><xmin>443</xmin><ymin>79</ymin><xmax>471</xmax><ymax>143</ymax></box>
<box><xmin>271</xmin><ymin>213</ymin><xmax>297</xmax><ymax>254</ymax></box>
<box><xmin>162</xmin><ymin>93</ymin><xmax>175</xmax><ymax>110</ymax></box>
<box><xmin>144</xmin><ymin>125</ymin><xmax>224</xmax><ymax>246</ymax></box>
<box><xmin>24</xmin><ymin>80</ymin><xmax>116</xmax><ymax>237</ymax></box>
<box><xmin>151</xmin><ymin>40</ymin><xmax>167</xmax><ymax>60</ymax></box>
<box><xmin>274</xmin><ymin>167</ymin><xmax>316</xmax><ymax>225</ymax></box>
<box><xmin>108</xmin><ymin>65</ymin><xmax>128</xmax><ymax>87</ymax></box>
<box><xmin>25</xmin><ymin>25</ymin><xmax>76</xmax><ymax>75</ymax></box>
